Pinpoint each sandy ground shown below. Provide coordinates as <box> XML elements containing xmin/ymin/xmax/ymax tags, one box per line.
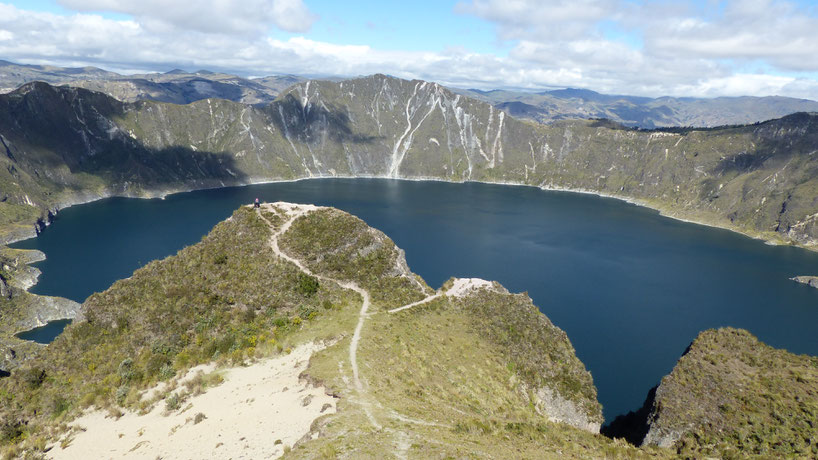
<box><xmin>387</xmin><ymin>278</ymin><xmax>495</xmax><ymax>314</ymax></box>
<box><xmin>445</xmin><ymin>278</ymin><xmax>495</xmax><ymax>298</ymax></box>
<box><xmin>48</xmin><ymin>342</ymin><xmax>336</xmax><ymax>460</ymax></box>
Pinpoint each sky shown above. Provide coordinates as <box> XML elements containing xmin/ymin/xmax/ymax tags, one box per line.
<box><xmin>2</xmin><ymin>0</ymin><xmax>818</xmax><ymax>99</ymax></box>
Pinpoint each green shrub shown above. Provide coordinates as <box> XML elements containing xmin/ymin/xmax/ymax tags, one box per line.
<box><xmin>158</xmin><ymin>364</ymin><xmax>175</xmax><ymax>381</ymax></box>
<box><xmin>21</xmin><ymin>367</ymin><xmax>46</xmax><ymax>390</ymax></box>
<box><xmin>49</xmin><ymin>396</ymin><xmax>69</xmax><ymax>418</ymax></box>
<box><xmin>296</xmin><ymin>273</ymin><xmax>319</xmax><ymax>297</ymax></box>
<box><xmin>165</xmin><ymin>393</ymin><xmax>181</xmax><ymax>411</ymax></box>
<box><xmin>0</xmin><ymin>420</ymin><xmax>23</xmax><ymax>444</ymax></box>
<box><xmin>115</xmin><ymin>385</ymin><xmax>130</xmax><ymax>405</ymax></box>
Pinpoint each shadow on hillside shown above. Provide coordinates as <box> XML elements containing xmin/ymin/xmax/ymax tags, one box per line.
<box><xmin>0</xmin><ymin>82</ymin><xmax>250</xmax><ymax>189</ymax></box>
<box><xmin>601</xmin><ymin>385</ymin><xmax>657</xmax><ymax>446</ymax></box>
<box><xmin>713</xmin><ymin>125</ymin><xmax>817</xmax><ymax>175</ymax></box>
<box><xmin>267</xmin><ymin>93</ymin><xmax>382</xmax><ymax>145</ymax></box>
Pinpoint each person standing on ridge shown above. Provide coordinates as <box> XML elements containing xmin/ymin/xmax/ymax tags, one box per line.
<box><xmin>254</xmin><ymin>197</ymin><xmax>260</xmax><ymax>208</ymax></box>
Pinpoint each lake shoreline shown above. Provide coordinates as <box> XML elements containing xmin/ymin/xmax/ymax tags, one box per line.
<box><xmin>6</xmin><ymin>174</ymin><xmax>801</xmax><ymax>254</ymax></box>
<box><xmin>5</xmin><ymin>173</ymin><xmax>807</xmax><ymax>346</ymax></box>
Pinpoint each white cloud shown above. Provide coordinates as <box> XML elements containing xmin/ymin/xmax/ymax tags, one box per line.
<box><xmin>455</xmin><ymin>0</ymin><xmax>618</xmax><ymax>40</ymax></box>
<box><xmin>451</xmin><ymin>0</ymin><xmax>818</xmax><ymax>97</ymax></box>
<box><xmin>57</xmin><ymin>0</ymin><xmax>317</xmax><ymax>34</ymax></box>
<box><xmin>1</xmin><ymin>1</ymin><xmax>818</xmax><ymax>100</ymax></box>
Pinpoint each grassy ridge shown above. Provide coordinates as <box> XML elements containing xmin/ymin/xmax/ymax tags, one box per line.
<box><xmin>0</xmin><ymin>207</ymin><xmax>353</xmax><ymax>451</ymax></box>
<box><xmin>643</xmin><ymin>328</ymin><xmax>818</xmax><ymax>457</ymax></box>
<box><xmin>0</xmin><ymin>205</ymin><xmax>644</xmax><ymax>458</ymax></box>
<box><xmin>279</xmin><ymin>208</ymin><xmax>430</xmax><ymax>309</ymax></box>
<box><xmin>451</xmin><ymin>287</ymin><xmax>602</xmax><ymax>423</ymax></box>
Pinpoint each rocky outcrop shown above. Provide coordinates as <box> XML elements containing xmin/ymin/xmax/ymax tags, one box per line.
<box><xmin>0</xmin><ymin>247</ymin><xmax>81</xmax><ymax>372</ymax></box>
<box><xmin>0</xmin><ymin>337</ymin><xmax>42</xmax><ymax>373</ymax></box>
<box><xmin>451</xmin><ymin>286</ymin><xmax>604</xmax><ymax>432</ymax></box>
<box><xmin>790</xmin><ymin>275</ymin><xmax>818</xmax><ymax>288</ymax></box>
<box><xmin>532</xmin><ymin>385</ymin><xmax>602</xmax><ymax>433</ymax></box>
<box><xmin>635</xmin><ymin>328</ymin><xmax>818</xmax><ymax>457</ymax></box>
<box><xmin>0</xmin><ymin>278</ymin><xmax>9</xmax><ymax>300</ymax></box>
<box><xmin>13</xmin><ymin>295</ymin><xmax>82</xmax><ymax>331</ymax></box>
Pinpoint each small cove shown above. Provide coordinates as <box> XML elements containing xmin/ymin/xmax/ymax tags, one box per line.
<box><xmin>11</xmin><ymin>178</ymin><xmax>818</xmax><ymax>422</ymax></box>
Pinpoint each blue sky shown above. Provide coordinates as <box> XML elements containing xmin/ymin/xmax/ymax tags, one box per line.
<box><xmin>2</xmin><ymin>0</ymin><xmax>818</xmax><ymax>99</ymax></box>
<box><xmin>295</xmin><ymin>1</ymin><xmax>506</xmax><ymax>54</ymax></box>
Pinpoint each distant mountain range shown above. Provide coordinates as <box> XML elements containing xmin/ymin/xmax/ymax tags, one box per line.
<box><xmin>0</xmin><ymin>60</ymin><xmax>304</xmax><ymax>106</ymax></box>
<box><xmin>455</xmin><ymin>87</ymin><xmax>818</xmax><ymax>128</ymax></box>
<box><xmin>2</xmin><ymin>60</ymin><xmax>817</xmax><ymax>128</ymax></box>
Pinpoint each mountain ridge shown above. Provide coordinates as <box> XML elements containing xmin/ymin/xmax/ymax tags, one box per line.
<box><xmin>455</xmin><ymin>86</ymin><xmax>818</xmax><ymax>128</ymax></box>
<box><xmin>4</xmin><ymin>75</ymin><xmax>818</xmax><ymax>250</ymax></box>
<box><xmin>1</xmin><ymin>75</ymin><xmax>818</xmax><ymax>457</ymax></box>
<box><xmin>3</xmin><ymin>60</ymin><xmax>818</xmax><ymax>128</ymax></box>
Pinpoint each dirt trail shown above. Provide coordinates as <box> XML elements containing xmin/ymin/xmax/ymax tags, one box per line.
<box><xmin>255</xmin><ymin>203</ymin><xmax>485</xmax><ymax>443</ymax></box>
<box><xmin>387</xmin><ymin>278</ymin><xmax>496</xmax><ymax>314</ymax></box>
<box><xmin>256</xmin><ymin>203</ymin><xmax>380</xmax><ymax>429</ymax></box>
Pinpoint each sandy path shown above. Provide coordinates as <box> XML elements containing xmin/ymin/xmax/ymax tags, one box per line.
<box><xmin>257</xmin><ymin>203</ymin><xmax>380</xmax><ymax>429</ymax></box>
<box><xmin>387</xmin><ymin>292</ymin><xmax>442</xmax><ymax>314</ymax></box>
<box><xmin>387</xmin><ymin>278</ymin><xmax>495</xmax><ymax>314</ymax></box>
<box><xmin>49</xmin><ymin>342</ymin><xmax>335</xmax><ymax>460</ymax></box>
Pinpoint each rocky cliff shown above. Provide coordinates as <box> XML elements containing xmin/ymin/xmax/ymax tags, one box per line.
<box><xmin>3</xmin><ymin>76</ymin><xmax>818</xmax><ymax>251</ymax></box>
<box><xmin>0</xmin><ymin>248</ymin><xmax>81</xmax><ymax>371</ymax></box>
<box><xmin>610</xmin><ymin>328</ymin><xmax>818</xmax><ymax>457</ymax></box>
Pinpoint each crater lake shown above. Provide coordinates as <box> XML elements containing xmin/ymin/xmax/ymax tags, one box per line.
<box><xmin>12</xmin><ymin>178</ymin><xmax>818</xmax><ymax>422</ymax></box>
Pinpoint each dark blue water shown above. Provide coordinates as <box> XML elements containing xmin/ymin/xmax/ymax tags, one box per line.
<box><xmin>12</xmin><ymin>179</ymin><xmax>818</xmax><ymax>421</ymax></box>
<box><xmin>14</xmin><ymin>319</ymin><xmax>72</xmax><ymax>343</ymax></box>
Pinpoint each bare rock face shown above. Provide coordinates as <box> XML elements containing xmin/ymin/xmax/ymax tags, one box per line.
<box><xmin>790</xmin><ymin>275</ymin><xmax>818</xmax><ymax>289</ymax></box>
<box><xmin>532</xmin><ymin>385</ymin><xmax>602</xmax><ymax>433</ymax></box>
<box><xmin>0</xmin><ymin>277</ymin><xmax>9</xmax><ymax>300</ymax></box>
<box><xmin>19</xmin><ymin>295</ymin><xmax>83</xmax><ymax>330</ymax></box>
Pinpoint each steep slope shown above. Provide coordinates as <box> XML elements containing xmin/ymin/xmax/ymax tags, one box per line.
<box><xmin>0</xmin><ymin>204</ymin><xmax>647</xmax><ymax>459</ymax></box>
<box><xmin>5</xmin><ymin>75</ymin><xmax>818</xmax><ymax>252</ymax></box>
<box><xmin>625</xmin><ymin>328</ymin><xmax>818</xmax><ymax>458</ymax></box>
<box><xmin>0</xmin><ymin>247</ymin><xmax>81</xmax><ymax>372</ymax></box>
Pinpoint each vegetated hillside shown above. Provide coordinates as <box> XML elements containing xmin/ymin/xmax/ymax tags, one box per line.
<box><xmin>610</xmin><ymin>328</ymin><xmax>818</xmax><ymax>458</ymax></box>
<box><xmin>0</xmin><ymin>246</ymin><xmax>80</xmax><ymax>372</ymax></box>
<box><xmin>458</xmin><ymin>86</ymin><xmax>818</xmax><ymax>128</ymax></box>
<box><xmin>0</xmin><ymin>204</ymin><xmax>649</xmax><ymax>459</ymax></box>
<box><xmin>4</xmin><ymin>75</ymin><xmax>818</xmax><ymax>253</ymax></box>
